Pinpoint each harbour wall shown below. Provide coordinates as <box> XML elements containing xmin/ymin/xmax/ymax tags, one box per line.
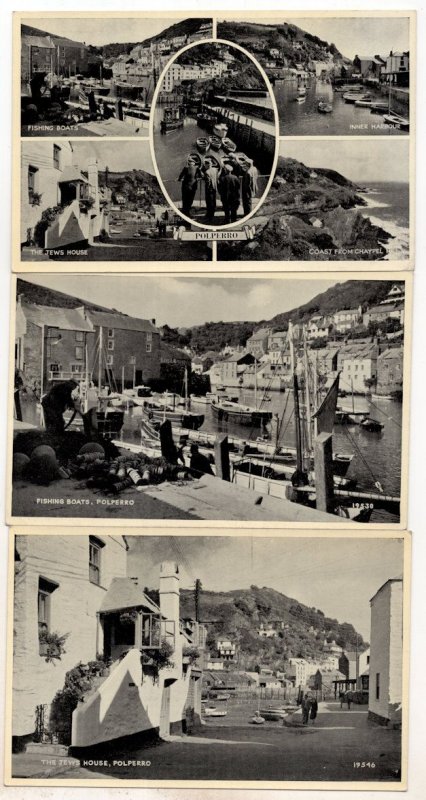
<box><xmin>205</xmin><ymin>104</ymin><xmax>275</xmax><ymax>166</ymax></box>
<box><xmin>212</xmin><ymin>94</ymin><xmax>275</xmax><ymax>122</ymax></box>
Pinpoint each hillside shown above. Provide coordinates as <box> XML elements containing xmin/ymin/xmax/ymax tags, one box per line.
<box><xmin>98</xmin><ymin>168</ymin><xmax>164</xmax><ymax>209</ymax></box>
<box><xmin>17</xmin><ymin>279</ymin><xmax>116</xmax><ymax>313</ymax></box>
<box><xmin>179</xmin><ymin>584</ymin><xmax>367</xmax><ymax>671</ymax></box>
<box><xmin>101</xmin><ymin>18</ymin><xmax>212</xmax><ymax>59</ymax></box>
<box><xmin>217</xmin><ymin>20</ymin><xmax>344</xmax><ymax>68</ymax></box>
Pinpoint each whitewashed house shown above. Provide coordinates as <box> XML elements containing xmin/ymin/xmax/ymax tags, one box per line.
<box><xmin>368</xmin><ymin>577</ymin><xmax>403</xmax><ymax>726</ymax></box>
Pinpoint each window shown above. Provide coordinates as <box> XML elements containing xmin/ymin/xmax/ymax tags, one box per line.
<box><xmin>108</xmin><ymin>339</ymin><xmax>114</xmax><ymax>351</ymax></box>
<box><xmin>376</xmin><ymin>672</ymin><xmax>380</xmax><ymax>700</ymax></box>
<box><xmin>49</xmin><ymin>363</ymin><xmax>60</xmax><ymax>373</ymax></box>
<box><xmin>108</xmin><ymin>329</ymin><xmax>114</xmax><ymax>338</ymax></box>
<box><xmin>53</xmin><ymin>144</ymin><xmax>61</xmax><ymax>170</ymax></box>
<box><xmin>146</xmin><ymin>332</ymin><xmax>152</xmax><ymax>342</ymax></box>
<box><xmin>106</xmin><ymin>354</ymin><xmax>114</xmax><ymax>366</ymax></box>
<box><xmin>71</xmin><ymin>363</ymin><xmax>84</xmax><ymax>374</ymax></box>
<box><xmin>28</xmin><ymin>165</ymin><xmax>38</xmax><ymax>198</ymax></box>
<box><xmin>367</xmin><ymin>655</ymin><xmax>370</xmax><ymax>665</ymax></box>
<box><xmin>75</xmin><ymin>346</ymin><xmax>83</xmax><ymax>360</ymax></box>
<box><xmin>146</xmin><ymin>342</ymin><xmax>152</xmax><ymax>353</ymax></box>
<box><xmin>89</xmin><ymin>536</ymin><xmax>104</xmax><ymax>585</ymax></box>
<box><xmin>75</xmin><ymin>331</ymin><xmax>84</xmax><ymax>342</ymax></box>
<box><xmin>38</xmin><ymin>577</ymin><xmax>59</xmax><ymax>636</ymax></box>
<box><xmin>141</xmin><ymin>613</ymin><xmax>161</xmax><ymax>648</ymax></box>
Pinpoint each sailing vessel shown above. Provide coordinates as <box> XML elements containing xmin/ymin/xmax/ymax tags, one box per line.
<box><xmin>382</xmin><ymin>86</ymin><xmax>409</xmax><ymax>131</ymax></box>
<box><xmin>210</xmin><ymin>364</ymin><xmax>272</xmax><ymax>429</ymax></box>
<box><xmin>142</xmin><ymin>367</ymin><xmax>204</xmax><ymax>430</ymax></box>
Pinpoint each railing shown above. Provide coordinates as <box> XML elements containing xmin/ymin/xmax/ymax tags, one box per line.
<box><xmin>48</xmin><ymin>370</ymin><xmax>84</xmax><ymax>381</ymax></box>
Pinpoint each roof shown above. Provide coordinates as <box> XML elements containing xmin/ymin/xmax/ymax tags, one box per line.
<box><xmin>224</xmin><ymin>350</ymin><xmax>254</xmax><ymax>363</ymax></box>
<box><xmin>370</xmin><ymin>576</ymin><xmax>403</xmax><ymax>604</ymax></box>
<box><xmin>58</xmin><ymin>166</ymin><xmax>89</xmax><ymax>184</ymax></box>
<box><xmin>100</xmin><ymin>578</ymin><xmax>161</xmax><ymax>614</ymax></box>
<box><xmin>334</xmin><ymin>308</ymin><xmax>360</xmax><ymax>316</ymax></box>
<box><xmin>367</xmin><ymin>303</ymin><xmax>403</xmax><ymax>314</ymax></box>
<box><xmin>51</xmin><ymin>35</ymin><xmax>89</xmax><ymax>50</ymax></box>
<box><xmin>21</xmin><ymin>303</ymin><xmax>93</xmax><ymax>332</ymax></box>
<box><xmin>87</xmin><ymin>311</ymin><xmax>158</xmax><ymax>334</ymax></box>
<box><xmin>160</xmin><ymin>342</ymin><xmax>191</xmax><ymax>363</ymax></box>
<box><xmin>22</xmin><ymin>34</ymin><xmax>54</xmax><ymax>49</ymax></box>
<box><xmin>378</xmin><ymin>347</ymin><xmax>403</xmax><ymax>360</ymax></box>
<box><xmin>248</xmin><ymin>328</ymin><xmax>270</xmax><ymax>341</ymax></box>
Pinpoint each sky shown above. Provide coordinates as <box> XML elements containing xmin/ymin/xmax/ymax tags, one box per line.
<box><xmin>126</xmin><ymin>535</ymin><xmax>405</xmax><ymax>639</ymax></box>
<box><xmin>280</xmin><ymin>139</ymin><xmax>409</xmax><ymax>184</ymax></box>
<box><xmin>72</xmin><ymin>142</ymin><xmax>154</xmax><ymax>175</ymax></box>
<box><xmin>227</xmin><ymin>16</ymin><xmax>410</xmax><ymax>61</ymax></box>
<box><xmin>21</xmin><ymin>275</ymin><xmax>337</xmax><ymax>329</ymax></box>
<box><xmin>22</xmin><ymin>17</ymin><xmax>189</xmax><ymax>47</ymax></box>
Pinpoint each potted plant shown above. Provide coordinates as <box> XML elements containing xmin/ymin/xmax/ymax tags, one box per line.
<box><xmin>182</xmin><ymin>646</ymin><xmax>200</xmax><ymax>666</ymax></box>
<box><xmin>30</xmin><ymin>191</ymin><xmax>43</xmax><ymax>206</ymax></box>
<box><xmin>39</xmin><ymin>628</ymin><xmax>69</xmax><ymax>664</ymax></box>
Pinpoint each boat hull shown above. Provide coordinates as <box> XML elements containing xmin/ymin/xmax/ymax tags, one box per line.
<box><xmin>211</xmin><ymin>401</ymin><xmax>272</xmax><ymax>428</ymax></box>
<box><xmin>143</xmin><ymin>405</ymin><xmax>204</xmax><ymax>430</ymax></box>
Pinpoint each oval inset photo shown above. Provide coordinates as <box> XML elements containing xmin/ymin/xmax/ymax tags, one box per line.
<box><xmin>151</xmin><ymin>40</ymin><xmax>278</xmax><ymax>229</ymax></box>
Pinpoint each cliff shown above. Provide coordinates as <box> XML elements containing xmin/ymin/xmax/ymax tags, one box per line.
<box><xmin>218</xmin><ymin>156</ymin><xmax>391</xmax><ymax>262</ymax></box>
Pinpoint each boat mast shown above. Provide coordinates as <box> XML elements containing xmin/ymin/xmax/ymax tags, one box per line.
<box><xmin>289</xmin><ymin>323</ymin><xmax>303</xmax><ymax>473</ymax></box>
<box><xmin>184</xmin><ymin>365</ymin><xmax>189</xmax><ymax>411</ymax></box>
<box><xmin>303</xmin><ymin>327</ymin><xmax>312</xmax><ymax>456</ymax></box>
<box><xmin>84</xmin><ymin>342</ymin><xmax>89</xmax><ymax>413</ymax></box>
<box><xmin>254</xmin><ymin>358</ymin><xmax>258</xmax><ymax>410</ymax></box>
<box><xmin>312</xmin><ymin>352</ymin><xmax>318</xmax><ymax>440</ymax></box>
<box><xmin>98</xmin><ymin>326</ymin><xmax>103</xmax><ymax>394</ymax></box>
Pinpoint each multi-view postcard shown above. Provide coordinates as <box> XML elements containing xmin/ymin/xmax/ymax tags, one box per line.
<box><xmin>8</xmin><ymin>272</ymin><xmax>411</xmax><ymax>527</ymax></box>
<box><xmin>13</xmin><ymin>10</ymin><xmax>415</xmax><ymax>269</ymax></box>
<box><xmin>5</xmin><ymin>529</ymin><xmax>410</xmax><ymax>788</ymax></box>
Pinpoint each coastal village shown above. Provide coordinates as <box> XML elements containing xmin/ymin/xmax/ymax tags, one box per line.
<box><xmin>12</xmin><ymin>534</ymin><xmax>403</xmax><ymax>781</ymax></box>
<box><xmin>218</xmin><ymin>19</ymin><xmax>410</xmax><ymax>134</ymax></box>
<box><xmin>21</xmin><ymin>19</ymin><xmax>213</xmax><ymax>136</ymax></box>
<box><xmin>12</xmin><ymin>278</ymin><xmax>404</xmax><ymax>524</ymax></box>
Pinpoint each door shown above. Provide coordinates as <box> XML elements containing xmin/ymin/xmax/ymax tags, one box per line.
<box><xmin>159</xmin><ymin>683</ymin><xmax>171</xmax><ymax>738</ymax></box>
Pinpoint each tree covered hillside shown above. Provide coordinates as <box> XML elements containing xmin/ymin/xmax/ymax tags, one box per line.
<box><xmin>179</xmin><ymin>584</ymin><xmax>367</xmax><ymax>671</ymax></box>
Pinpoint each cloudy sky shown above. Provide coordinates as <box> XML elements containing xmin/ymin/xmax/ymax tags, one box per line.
<box><xmin>21</xmin><ymin>275</ymin><xmax>337</xmax><ymax>328</ymax></box>
<box><xmin>228</xmin><ymin>16</ymin><xmax>410</xmax><ymax>61</ymax></box>
<box><xmin>22</xmin><ymin>17</ymin><xmax>191</xmax><ymax>47</ymax></box>
<box><xmin>280</xmin><ymin>139</ymin><xmax>409</xmax><ymax>184</ymax></box>
<box><xmin>126</xmin><ymin>535</ymin><xmax>405</xmax><ymax>639</ymax></box>
<box><xmin>72</xmin><ymin>141</ymin><xmax>154</xmax><ymax>174</ymax></box>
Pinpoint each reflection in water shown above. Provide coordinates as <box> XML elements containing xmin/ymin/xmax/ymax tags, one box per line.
<box><xmin>274</xmin><ymin>79</ymin><xmax>405</xmax><ymax>137</ymax></box>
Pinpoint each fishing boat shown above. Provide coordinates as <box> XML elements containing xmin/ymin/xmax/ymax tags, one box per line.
<box><xmin>382</xmin><ymin>111</ymin><xmax>409</xmax><ymax>131</ymax></box>
<box><xmin>221</xmin><ymin>137</ymin><xmax>237</xmax><ymax>154</ymax></box>
<box><xmin>142</xmin><ymin>368</ymin><xmax>204</xmax><ymax>430</ymax></box>
<box><xmin>209</xmin><ymin>134</ymin><xmax>222</xmax><ymax>151</ymax></box>
<box><xmin>369</xmin><ymin>101</ymin><xmax>388</xmax><ymax>113</ymax></box>
<box><xmin>317</xmin><ymin>101</ymin><xmax>333</xmax><ymax>113</ymax></box>
<box><xmin>213</xmin><ymin>122</ymin><xmax>228</xmax><ymax>139</ymax></box>
<box><xmin>234</xmin><ymin>152</ymin><xmax>250</xmax><ymax>168</ymax></box>
<box><xmin>211</xmin><ymin>398</ymin><xmax>272</xmax><ymax>428</ymax></box>
<box><xmin>250</xmin><ymin>711</ymin><xmax>265</xmax><ymax>724</ymax></box>
<box><xmin>359</xmin><ymin>417</ymin><xmax>384</xmax><ymax>433</ymax></box>
<box><xmin>160</xmin><ymin>106</ymin><xmax>184</xmax><ymax>133</ymax></box>
<box><xmin>353</xmin><ymin>97</ymin><xmax>375</xmax><ymax>108</ymax></box>
<box><xmin>333</xmin><ymin>83</ymin><xmax>363</xmax><ymax>93</ymax></box>
<box><xmin>196</xmin><ymin>136</ymin><xmax>210</xmax><ymax>154</ymax></box>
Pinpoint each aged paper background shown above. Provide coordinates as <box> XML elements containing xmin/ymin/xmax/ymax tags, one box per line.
<box><xmin>1</xmin><ymin>0</ymin><xmax>426</xmax><ymax>799</ymax></box>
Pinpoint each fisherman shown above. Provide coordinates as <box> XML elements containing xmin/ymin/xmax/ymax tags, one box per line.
<box><xmin>157</xmin><ymin>209</ymin><xmax>169</xmax><ymax>237</ymax></box>
<box><xmin>178</xmin><ymin>157</ymin><xmax>201</xmax><ymax>217</ymax></box>
<box><xmin>41</xmin><ymin>380</ymin><xmax>81</xmax><ymax>435</ymax></box>
<box><xmin>301</xmin><ymin>692</ymin><xmax>313</xmax><ymax>725</ymax></box>
<box><xmin>241</xmin><ymin>158</ymin><xmax>259</xmax><ymax>217</ymax></box>
<box><xmin>218</xmin><ymin>164</ymin><xmax>241</xmax><ymax>224</ymax></box>
<box><xmin>189</xmin><ymin>443</ymin><xmax>214</xmax><ymax>477</ymax></box>
<box><xmin>203</xmin><ymin>163</ymin><xmax>219</xmax><ymax>223</ymax></box>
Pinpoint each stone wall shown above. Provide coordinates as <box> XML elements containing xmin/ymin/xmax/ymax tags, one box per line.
<box><xmin>13</xmin><ymin>534</ymin><xmax>127</xmax><ymax>740</ymax></box>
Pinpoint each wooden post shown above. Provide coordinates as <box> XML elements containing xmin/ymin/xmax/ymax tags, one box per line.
<box><xmin>214</xmin><ymin>435</ymin><xmax>230</xmax><ymax>481</ymax></box>
<box><xmin>314</xmin><ymin>432</ymin><xmax>334</xmax><ymax>513</ymax></box>
<box><xmin>116</xmin><ymin>98</ymin><xmax>123</xmax><ymax>120</ymax></box>
<box><xmin>160</xmin><ymin>420</ymin><xmax>178</xmax><ymax>464</ymax></box>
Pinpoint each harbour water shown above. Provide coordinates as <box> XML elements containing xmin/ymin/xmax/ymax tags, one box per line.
<box><xmin>20</xmin><ymin>388</ymin><xmax>402</xmax><ymax>523</ymax></box>
<box><xmin>273</xmin><ymin>79</ymin><xmax>408</xmax><ymax>136</ymax></box>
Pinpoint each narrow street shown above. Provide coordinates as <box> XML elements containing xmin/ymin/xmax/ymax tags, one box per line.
<box><xmin>39</xmin><ymin>703</ymin><xmax>402</xmax><ymax>783</ymax></box>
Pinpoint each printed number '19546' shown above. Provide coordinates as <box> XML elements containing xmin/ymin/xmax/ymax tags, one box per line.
<box><xmin>353</xmin><ymin>762</ymin><xmax>376</xmax><ymax>768</ymax></box>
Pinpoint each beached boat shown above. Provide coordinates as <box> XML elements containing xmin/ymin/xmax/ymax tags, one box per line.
<box><xmin>209</xmin><ymin>134</ymin><xmax>222</xmax><ymax>151</ymax></box>
<box><xmin>213</xmin><ymin>122</ymin><xmax>228</xmax><ymax>139</ymax></box>
<box><xmin>317</xmin><ymin>101</ymin><xmax>333</xmax><ymax>113</ymax></box>
<box><xmin>250</xmin><ymin>712</ymin><xmax>265</xmax><ymax>724</ymax></box>
<box><xmin>382</xmin><ymin>112</ymin><xmax>409</xmax><ymax>131</ymax></box>
<box><xmin>354</xmin><ymin>97</ymin><xmax>376</xmax><ymax>108</ymax></box>
<box><xmin>369</xmin><ymin>102</ymin><xmax>388</xmax><ymax>113</ymax></box>
<box><xmin>196</xmin><ymin>136</ymin><xmax>210</xmax><ymax>153</ymax></box>
<box><xmin>210</xmin><ymin>398</ymin><xmax>272</xmax><ymax>428</ymax></box>
<box><xmin>204</xmin><ymin>705</ymin><xmax>227</xmax><ymax>717</ymax></box>
<box><xmin>221</xmin><ymin>137</ymin><xmax>237</xmax><ymax>154</ymax></box>
<box><xmin>187</xmin><ymin>152</ymin><xmax>202</xmax><ymax>167</ymax></box>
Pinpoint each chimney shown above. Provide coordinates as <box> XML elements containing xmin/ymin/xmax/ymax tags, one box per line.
<box><xmin>87</xmin><ymin>159</ymin><xmax>99</xmax><ymax>196</ymax></box>
<box><xmin>151</xmin><ymin>318</ymin><xmax>156</xmax><ymax>326</ymax></box>
<box><xmin>159</xmin><ymin>562</ymin><xmax>182</xmax><ymax>665</ymax></box>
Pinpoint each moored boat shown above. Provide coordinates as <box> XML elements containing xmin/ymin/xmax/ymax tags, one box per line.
<box><xmin>359</xmin><ymin>417</ymin><xmax>384</xmax><ymax>433</ymax></box>
<box><xmin>317</xmin><ymin>101</ymin><xmax>333</xmax><ymax>113</ymax></box>
<box><xmin>222</xmin><ymin>137</ymin><xmax>237</xmax><ymax>153</ymax></box>
<box><xmin>213</xmin><ymin>122</ymin><xmax>228</xmax><ymax>139</ymax></box>
<box><xmin>209</xmin><ymin>134</ymin><xmax>222</xmax><ymax>151</ymax></box>
<box><xmin>143</xmin><ymin>400</ymin><xmax>205</xmax><ymax>430</ymax></box>
<box><xmin>297</xmin><ymin>86</ymin><xmax>307</xmax><ymax>96</ymax></box>
<box><xmin>160</xmin><ymin>106</ymin><xmax>184</xmax><ymax>133</ymax></box>
<box><xmin>344</xmin><ymin>92</ymin><xmax>371</xmax><ymax>104</ymax></box>
<box><xmin>197</xmin><ymin>112</ymin><xmax>217</xmax><ymax>130</ymax></box>
<box><xmin>382</xmin><ymin>111</ymin><xmax>409</xmax><ymax>131</ymax></box>
<box><xmin>196</xmin><ymin>136</ymin><xmax>210</xmax><ymax>153</ymax></box>
<box><xmin>210</xmin><ymin>398</ymin><xmax>272</xmax><ymax>428</ymax></box>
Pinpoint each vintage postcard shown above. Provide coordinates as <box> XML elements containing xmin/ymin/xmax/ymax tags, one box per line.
<box><xmin>12</xmin><ymin>10</ymin><xmax>415</xmax><ymax>270</ymax></box>
<box><xmin>7</xmin><ymin>271</ymin><xmax>411</xmax><ymax>528</ymax></box>
<box><xmin>4</xmin><ymin>528</ymin><xmax>410</xmax><ymax>788</ymax></box>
